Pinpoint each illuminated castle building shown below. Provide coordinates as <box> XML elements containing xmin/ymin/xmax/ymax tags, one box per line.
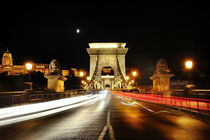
<box><xmin>0</xmin><ymin>49</ymin><xmax>49</xmax><ymax>75</ymax></box>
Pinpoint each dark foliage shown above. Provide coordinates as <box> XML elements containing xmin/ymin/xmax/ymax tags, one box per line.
<box><xmin>64</xmin><ymin>75</ymin><xmax>81</xmax><ymax>90</ymax></box>
<box><xmin>0</xmin><ymin>71</ymin><xmax>47</xmax><ymax>91</ymax></box>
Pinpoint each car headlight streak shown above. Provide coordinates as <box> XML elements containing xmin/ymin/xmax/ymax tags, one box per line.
<box><xmin>0</xmin><ymin>92</ymin><xmax>107</xmax><ymax>126</ymax></box>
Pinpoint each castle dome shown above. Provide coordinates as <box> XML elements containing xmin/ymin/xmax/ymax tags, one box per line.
<box><xmin>2</xmin><ymin>48</ymin><xmax>13</xmax><ymax>66</ymax></box>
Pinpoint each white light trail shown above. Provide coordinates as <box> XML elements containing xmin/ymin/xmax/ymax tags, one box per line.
<box><xmin>0</xmin><ymin>91</ymin><xmax>107</xmax><ymax>126</ymax></box>
<box><xmin>119</xmin><ymin>100</ymin><xmax>154</xmax><ymax>112</ymax></box>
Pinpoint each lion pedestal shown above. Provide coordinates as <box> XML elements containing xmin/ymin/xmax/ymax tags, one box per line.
<box><xmin>44</xmin><ymin>59</ymin><xmax>67</xmax><ymax>93</ymax></box>
<box><xmin>150</xmin><ymin>58</ymin><xmax>174</xmax><ymax>97</ymax></box>
<box><xmin>44</xmin><ymin>75</ymin><xmax>67</xmax><ymax>92</ymax></box>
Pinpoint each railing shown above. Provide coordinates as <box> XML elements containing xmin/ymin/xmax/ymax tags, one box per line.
<box><xmin>112</xmin><ymin>91</ymin><xmax>210</xmax><ymax>111</ymax></box>
<box><xmin>0</xmin><ymin>89</ymin><xmax>88</xmax><ymax>108</ymax></box>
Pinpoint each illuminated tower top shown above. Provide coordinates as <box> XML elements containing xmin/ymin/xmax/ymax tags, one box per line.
<box><xmin>89</xmin><ymin>43</ymin><xmax>126</xmax><ymax>48</ymax></box>
<box><xmin>2</xmin><ymin>48</ymin><xmax>13</xmax><ymax>66</ymax></box>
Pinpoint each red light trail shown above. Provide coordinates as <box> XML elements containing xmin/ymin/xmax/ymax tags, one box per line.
<box><xmin>112</xmin><ymin>91</ymin><xmax>210</xmax><ymax>111</ymax></box>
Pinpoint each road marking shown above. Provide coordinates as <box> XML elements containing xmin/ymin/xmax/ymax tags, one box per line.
<box><xmin>107</xmin><ymin>111</ymin><xmax>115</xmax><ymax>140</ymax></box>
<box><xmin>134</xmin><ymin>102</ymin><xmax>154</xmax><ymax>113</ymax></box>
<box><xmin>154</xmin><ymin>110</ymin><xmax>171</xmax><ymax>114</ymax></box>
<box><xmin>98</xmin><ymin>125</ymin><xmax>108</xmax><ymax>140</ymax></box>
<box><xmin>120</xmin><ymin>99</ymin><xmax>176</xmax><ymax>116</ymax></box>
<box><xmin>119</xmin><ymin>100</ymin><xmax>154</xmax><ymax>113</ymax></box>
<box><xmin>98</xmin><ymin>111</ymin><xmax>115</xmax><ymax>140</ymax></box>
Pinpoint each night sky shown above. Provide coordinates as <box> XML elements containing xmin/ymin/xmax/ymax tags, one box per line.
<box><xmin>0</xmin><ymin>1</ymin><xmax>210</xmax><ymax>85</ymax></box>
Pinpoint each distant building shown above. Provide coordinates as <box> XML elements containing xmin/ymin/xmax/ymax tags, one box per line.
<box><xmin>61</xmin><ymin>70</ymin><xmax>70</xmax><ymax>77</ymax></box>
<box><xmin>0</xmin><ymin>49</ymin><xmax>49</xmax><ymax>75</ymax></box>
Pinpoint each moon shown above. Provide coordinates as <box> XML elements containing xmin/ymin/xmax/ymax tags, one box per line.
<box><xmin>76</xmin><ymin>28</ymin><xmax>80</xmax><ymax>34</ymax></box>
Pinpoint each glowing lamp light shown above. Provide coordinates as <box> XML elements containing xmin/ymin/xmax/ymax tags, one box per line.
<box><xmin>25</xmin><ymin>63</ymin><xmax>33</xmax><ymax>70</ymax></box>
<box><xmin>79</xmin><ymin>72</ymin><xmax>84</xmax><ymax>77</ymax></box>
<box><xmin>185</xmin><ymin>60</ymin><xmax>193</xmax><ymax>69</ymax></box>
<box><xmin>87</xmin><ymin>76</ymin><xmax>90</xmax><ymax>81</ymax></box>
<box><xmin>132</xmin><ymin>71</ymin><xmax>137</xmax><ymax>77</ymax></box>
<box><xmin>126</xmin><ymin>76</ymin><xmax>129</xmax><ymax>80</ymax></box>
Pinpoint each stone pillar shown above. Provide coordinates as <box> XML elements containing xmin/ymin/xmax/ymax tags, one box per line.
<box><xmin>44</xmin><ymin>75</ymin><xmax>67</xmax><ymax>93</ymax></box>
<box><xmin>150</xmin><ymin>74</ymin><xmax>174</xmax><ymax>97</ymax></box>
<box><xmin>150</xmin><ymin>58</ymin><xmax>174</xmax><ymax>97</ymax></box>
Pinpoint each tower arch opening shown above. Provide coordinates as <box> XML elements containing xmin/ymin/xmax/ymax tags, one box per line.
<box><xmin>101</xmin><ymin>66</ymin><xmax>114</xmax><ymax>76</ymax></box>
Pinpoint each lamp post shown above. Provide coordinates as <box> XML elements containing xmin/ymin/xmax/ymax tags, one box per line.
<box><xmin>131</xmin><ymin>71</ymin><xmax>139</xmax><ymax>87</ymax></box>
<box><xmin>184</xmin><ymin>60</ymin><xmax>194</xmax><ymax>97</ymax></box>
<box><xmin>25</xmin><ymin>63</ymin><xmax>33</xmax><ymax>91</ymax></box>
<box><xmin>184</xmin><ymin>60</ymin><xmax>193</xmax><ymax>79</ymax></box>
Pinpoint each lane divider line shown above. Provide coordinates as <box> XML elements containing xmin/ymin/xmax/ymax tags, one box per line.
<box><xmin>107</xmin><ymin>111</ymin><xmax>115</xmax><ymax>140</ymax></box>
<box><xmin>98</xmin><ymin>111</ymin><xmax>115</xmax><ymax>140</ymax></box>
<box><xmin>97</xmin><ymin>125</ymin><xmax>108</xmax><ymax>140</ymax></box>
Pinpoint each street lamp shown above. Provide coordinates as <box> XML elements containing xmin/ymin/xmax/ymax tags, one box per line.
<box><xmin>132</xmin><ymin>71</ymin><xmax>137</xmax><ymax>77</ymax></box>
<box><xmin>185</xmin><ymin>60</ymin><xmax>193</xmax><ymax>70</ymax></box>
<box><xmin>126</xmin><ymin>76</ymin><xmax>129</xmax><ymax>81</ymax></box>
<box><xmin>25</xmin><ymin>63</ymin><xmax>33</xmax><ymax>70</ymax></box>
<box><xmin>79</xmin><ymin>71</ymin><xmax>84</xmax><ymax>77</ymax></box>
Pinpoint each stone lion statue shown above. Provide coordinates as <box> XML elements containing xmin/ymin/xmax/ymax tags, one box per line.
<box><xmin>155</xmin><ymin>58</ymin><xmax>170</xmax><ymax>74</ymax></box>
<box><xmin>49</xmin><ymin>59</ymin><xmax>60</xmax><ymax>75</ymax></box>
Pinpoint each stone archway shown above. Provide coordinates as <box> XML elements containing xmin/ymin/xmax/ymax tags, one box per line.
<box><xmin>86</xmin><ymin>43</ymin><xmax>129</xmax><ymax>89</ymax></box>
<box><xmin>101</xmin><ymin>66</ymin><xmax>114</xmax><ymax>76</ymax></box>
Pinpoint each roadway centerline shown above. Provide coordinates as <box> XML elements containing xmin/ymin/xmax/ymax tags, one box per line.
<box><xmin>98</xmin><ymin>111</ymin><xmax>115</xmax><ymax>140</ymax></box>
<box><xmin>97</xmin><ymin>125</ymin><xmax>108</xmax><ymax>140</ymax></box>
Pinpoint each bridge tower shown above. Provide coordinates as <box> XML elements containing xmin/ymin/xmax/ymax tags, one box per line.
<box><xmin>86</xmin><ymin>43</ymin><xmax>130</xmax><ymax>89</ymax></box>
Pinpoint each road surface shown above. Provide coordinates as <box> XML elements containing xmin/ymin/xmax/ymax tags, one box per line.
<box><xmin>0</xmin><ymin>90</ymin><xmax>210</xmax><ymax>140</ymax></box>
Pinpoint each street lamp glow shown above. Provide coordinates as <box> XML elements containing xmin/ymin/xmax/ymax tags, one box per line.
<box><xmin>126</xmin><ymin>76</ymin><xmax>129</xmax><ymax>80</ymax></box>
<box><xmin>185</xmin><ymin>60</ymin><xmax>193</xmax><ymax>69</ymax></box>
<box><xmin>87</xmin><ymin>76</ymin><xmax>90</xmax><ymax>81</ymax></box>
<box><xmin>132</xmin><ymin>71</ymin><xmax>137</xmax><ymax>77</ymax></box>
<box><xmin>79</xmin><ymin>72</ymin><xmax>84</xmax><ymax>77</ymax></box>
<box><xmin>25</xmin><ymin>63</ymin><xmax>33</xmax><ymax>70</ymax></box>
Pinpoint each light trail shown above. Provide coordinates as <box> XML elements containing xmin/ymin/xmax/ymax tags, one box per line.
<box><xmin>112</xmin><ymin>91</ymin><xmax>210</xmax><ymax>111</ymax></box>
<box><xmin>0</xmin><ymin>90</ymin><xmax>108</xmax><ymax>126</ymax></box>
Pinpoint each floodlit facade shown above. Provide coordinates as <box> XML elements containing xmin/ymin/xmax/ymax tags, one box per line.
<box><xmin>86</xmin><ymin>43</ymin><xmax>130</xmax><ymax>89</ymax></box>
<box><xmin>0</xmin><ymin>49</ymin><xmax>49</xmax><ymax>75</ymax></box>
